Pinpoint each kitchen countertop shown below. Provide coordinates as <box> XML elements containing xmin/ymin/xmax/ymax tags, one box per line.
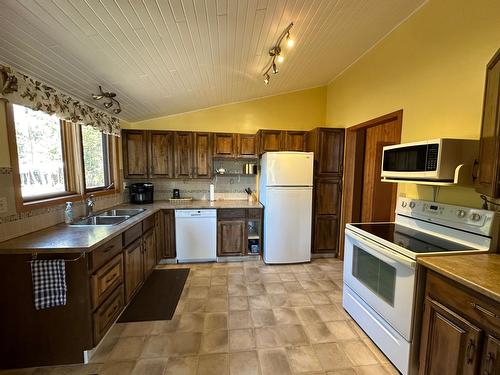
<box><xmin>418</xmin><ymin>254</ymin><xmax>500</xmax><ymax>303</ymax></box>
<box><xmin>0</xmin><ymin>200</ymin><xmax>263</xmax><ymax>253</ymax></box>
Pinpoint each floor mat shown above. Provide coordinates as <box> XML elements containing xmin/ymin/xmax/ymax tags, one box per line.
<box><xmin>118</xmin><ymin>268</ymin><xmax>189</xmax><ymax>322</ymax></box>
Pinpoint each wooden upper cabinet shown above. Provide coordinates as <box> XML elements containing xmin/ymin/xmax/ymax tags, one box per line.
<box><xmin>194</xmin><ymin>132</ymin><xmax>213</xmax><ymax>178</ymax></box>
<box><xmin>237</xmin><ymin>134</ymin><xmax>258</xmax><ymax>158</ymax></box>
<box><xmin>122</xmin><ymin>130</ymin><xmax>148</xmax><ymax>178</ymax></box>
<box><xmin>258</xmin><ymin>130</ymin><xmax>283</xmax><ymax>154</ymax></box>
<box><xmin>307</xmin><ymin>128</ymin><xmax>344</xmax><ymax>176</ymax></box>
<box><xmin>284</xmin><ymin>131</ymin><xmax>306</xmax><ymax>151</ymax></box>
<box><xmin>214</xmin><ymin>133</ymin><xmax>235</xmax><ymax>158</ymax></box>
<box><xmin>419</xmin><ymin>297</ymin><xmax>483</xmax><ymax>375</ymax></box>
<box><xmin>475</xmin><ymin>49</ymin><xmax>500</xmax><ymax>198</ymax></box>
<box><xmin>149</xmin><ymin>131</ymin><xmax>174</xmax><ymax>178</ymax></box>
<box><xmin>174</xmin><ymin>132</ymin><xmax>194</xmax><ymax>178</ymax></box>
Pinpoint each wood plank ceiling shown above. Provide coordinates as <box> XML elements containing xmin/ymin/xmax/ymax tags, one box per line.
<box><xmin>0</xmin><ymin>0</ymin><xmax>425</xmax><ymax>122</ymax></box>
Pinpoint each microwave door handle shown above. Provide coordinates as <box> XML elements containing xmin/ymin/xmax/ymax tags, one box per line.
<box><xmin>347</xmin><ymin>231</ymin><xmax>416</xmax><ymax>269</ymax></box>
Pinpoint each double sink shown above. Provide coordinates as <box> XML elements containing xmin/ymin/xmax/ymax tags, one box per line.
<box><xmin>70</xmin><ymin>208</ymin><xmax>146</xmax><ymax>226</ymax></box>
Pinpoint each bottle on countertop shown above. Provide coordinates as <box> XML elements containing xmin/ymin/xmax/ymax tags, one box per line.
<box><xmin>209</xmin><ymin>183</ymin><xmax>215</xmax><ymax>201</ymax></box>
<box><xmin>64</xmin><ymin>202</ymin><xmax>74</xmax><ymax>224</ymax></box>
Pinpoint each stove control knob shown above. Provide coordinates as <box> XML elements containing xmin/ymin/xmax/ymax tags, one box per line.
<box><xmin>471</xmin><ymin>213</ymin><xmax>481</xmax><ymax>222</ymax></box>
<box><xmin>456</xmin><ymin>209</ymin><xmax>466</xmax><ymax>218</ymax></box>
<box><xmin>409</xmin><ymin>201</ymin><xmax>416</xmax><ymax>208</ymax></box>
<box><xmin>401</xmin><ymin>201</ymin><xmax>408</xmax><ymax>208</ymax></box>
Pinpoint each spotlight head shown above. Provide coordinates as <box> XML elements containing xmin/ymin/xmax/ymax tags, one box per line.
<box><xmin>272</xmin><ymin>63</ymin><xmax>278</xmax><ymax>74</ymax></box>
<box><xmin>113</xmin><ymin>108</ymin><xmax>122</xmax><ymax>114</ymax></box>
<box><xmin>264</xmin><ymin>73</ymin><xmax>270</xmax><ymax>84</ymax></box>
<box><xmin>286</xmin><ymin>34</ymin><xmax>295</xmax><ymax>48</ymax></box>
<box><xmin>92</xmin><ymin>94</ymin><xmax>103</xmax><ymax>100</ymax></box>
<box><xmin>103</xmin><ymin>101</ymin><xmax>113</xmax><ymax>108</ymax></box>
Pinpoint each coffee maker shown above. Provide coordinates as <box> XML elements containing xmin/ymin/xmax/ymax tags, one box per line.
<box><xmin>129</xmin><ymin>183</ymin><xmax>154</xmax><ymax>204</ymax></box>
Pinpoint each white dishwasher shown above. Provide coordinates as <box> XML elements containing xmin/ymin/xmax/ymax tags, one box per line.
<box><xmin>175</xmin><ymin>209</ymin><xmax>217</xmax><ymax>263</ymax></box>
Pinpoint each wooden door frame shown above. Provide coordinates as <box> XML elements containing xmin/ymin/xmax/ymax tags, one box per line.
<box><xmin>338</xmin><ymin>110</ymin><xmax>403</xmax><ymax>259</ymax></box>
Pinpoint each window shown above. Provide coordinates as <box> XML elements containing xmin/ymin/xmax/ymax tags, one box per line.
<box><xmin>11</xmin><ymin>104</ymin><xmax>71</xmax><ymax>200</ymax></box>
<box><xmin>81</xmin><ymin>125</ymin><xmax>111</xmax><ymax>191</ymax></box>
<box><xmin>6</xmin><ymin>102</ymin><xmax>119</xmax><ymax>211</ymax></box>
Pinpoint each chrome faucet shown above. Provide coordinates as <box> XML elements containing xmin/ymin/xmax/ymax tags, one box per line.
<box><xmin>85</xmin><ymin>194</ymin><xmax>95</xmax><ymax>218</ymax></box>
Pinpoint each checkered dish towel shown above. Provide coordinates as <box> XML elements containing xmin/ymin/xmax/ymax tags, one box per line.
<box><xmin>30</xmin><ymin>259</ymin><xmax>67</xmax><ymax>310</ymax></box>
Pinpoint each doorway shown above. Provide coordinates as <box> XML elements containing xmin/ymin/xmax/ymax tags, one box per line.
<box><xmin>339</xmin><ymin>110</ymin><xmax>402</xmax><ymax>258</ymax></box>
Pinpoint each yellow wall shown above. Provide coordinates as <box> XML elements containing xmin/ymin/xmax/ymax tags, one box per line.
<box><xmin>123</xmin><ymin>86</ymin><xmax>327</xmax><ymax>133</ymax></box>
<box><xmin>326</xmin><ymin>0</ymin><xmax>500</xmax><ymax>208</ymax></box>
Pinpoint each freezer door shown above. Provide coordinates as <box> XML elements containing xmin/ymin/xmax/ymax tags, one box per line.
<box><xmin>262</xmin><ymin>152</ymin><xmax>314</xmax><ymax>186</ymax></box>
<box><xmin>263</xmin><ymin>187</ymin><xmax>313</xmax><ymax>263</ymax></box>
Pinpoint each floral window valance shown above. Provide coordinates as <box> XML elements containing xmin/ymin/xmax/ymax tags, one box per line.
<box><xmin>0</xmin><ymin>65</ymin><xmax>120</xmax><ymax>137</ymax></box>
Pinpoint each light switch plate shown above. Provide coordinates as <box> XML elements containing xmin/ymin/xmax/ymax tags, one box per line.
<box><xmin>0</xmin><ymin>197</ymin><xmax>7</xmax><ymax>213</ymax></box>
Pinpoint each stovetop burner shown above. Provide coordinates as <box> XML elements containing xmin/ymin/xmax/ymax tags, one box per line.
<box><xmin>351</xmin><ymin>223</ymin><xmax>477</xmax><ymax>253</ymax></box>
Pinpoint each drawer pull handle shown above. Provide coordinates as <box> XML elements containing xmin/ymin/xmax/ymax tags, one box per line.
<box><xmin>484</xmin><ymin>352</ymin><xmax>494</xmax><ymax>375</ymax></box>
<box><xmin>102</xmin><ymin>245</ymin><xmax>115</xmax><ymax>253</ymax></box>
<box><xmin>470</xmin><ymin>302</ymin><xmax>499</xmax><ymax>319</ymax></box>
<box><xmin>466</xmin><ymin>339</ymin><xmax>475</xmax><ymax>364</ymax></box>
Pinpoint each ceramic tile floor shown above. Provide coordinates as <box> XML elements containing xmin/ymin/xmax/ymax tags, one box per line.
<box><xmin>2</xmin><ymin>258</ymin><xmax>400</xmax><ymax>375</ymax></box>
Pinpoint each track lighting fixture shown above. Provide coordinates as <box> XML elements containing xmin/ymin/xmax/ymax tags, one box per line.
<box><xmin>92</xmin><ymin>85</ymin><xmax>121</xmax><ymax>115</ymax></box>
<box><xmin>262</xmin><ymin>22</ymin><xmax>295</xmax><ymax>84</ymax></box>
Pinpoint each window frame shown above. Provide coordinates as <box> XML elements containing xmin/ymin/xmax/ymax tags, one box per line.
<box><xmin>5</xmin><ymin>101</ymin><xmax>120</xmax><ymax>211</ymax></box>
<box><xmin>79</xmin><ymin>125</ymin><xmax>114</xmax><ymax>194</ymax></box>
<box><xmin>6</xmin><ymin>102</ymin><xmax>81</xmax><ymax>211</ymax></box>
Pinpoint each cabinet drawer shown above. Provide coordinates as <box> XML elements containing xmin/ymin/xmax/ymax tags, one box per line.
<box><xmin>123</xmin><ymin>223</ymin><xmax>142</xmax><ymax>248</ymax></box>
<box><xmin>90</xmin><ymin>254</ymin><xmax>123</xmax><ymax>309</ymax></box>
<box><xmin>218</xmin><ymin>209</ymin><xmax>246</xmax><ymax>219</ymax></box>
<box><xmin>247</xmin><ymin>208</ymin><xmax>262</xmax><ymax>219</ymax></box>
<box><xmin>427</xmin><ymin>271</ymin><xmax>500</xmax><ymax>333</ymax></box>
<box><xmin>93</xmin><ymin>284</ymin><xmax>124</xmax><ymax>344</ymax></box>
<box><xmin>90</xmin><ymin>235</ymin><xmax>123</xmax><ymax>272</ymax></box>
<box><xmin>142</xmin><ymin>215</ymin><xmax>155</xmax><ymax>233</ymax></box>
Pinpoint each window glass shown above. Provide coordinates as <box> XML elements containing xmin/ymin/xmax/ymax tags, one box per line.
<box><xmin>12</xmin><ymin>104</ymin><xmax>67</xmax><ymax>199</ymax></box>
<box><xmin>81</xmin><ymin>125</ymin><xmax>109</xmax><ymax>190</ymax></box>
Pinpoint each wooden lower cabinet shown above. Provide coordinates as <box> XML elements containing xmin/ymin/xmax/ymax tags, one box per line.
<box><xmin>217</xmin><ymin>219</ymin><xmax>246</xmax><ymax>256</ymax></box>
<box><xmin>142</xmin><ymin>228</ymin><xmax>156</xmax><ymax>279</ymax></box>
<box><xmin>313</xmin><ymin>216</ymin><xmax>339</xmax><ymax>253</ymax></box>
<box><xmin>157</xmin><ymin>209</ymin><xmax>176</xmax><ymax>259</ymax></box>
<box><xmin>419</xmin><ymin>297</ymin><xmax>482</xmax><ymax>375</ymax></box>
<box><xmin>92</xmin><ymin>285</ymin><xmax>125</xmax><ymax>344</ymax></box>
<box><xmin>124</xmin><ymin>238</ymin><xmax>143</xmax><ymax>302</ymax></box>
<box><xmin>418</xmin><ymin>270</ymin><xmax>500</xmax><ymax>375</ymax></box>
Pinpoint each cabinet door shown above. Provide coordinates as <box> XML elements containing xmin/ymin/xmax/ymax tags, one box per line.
<box><xmin>237</xmin><ymin>134</ymin><xmax>258</xmax><ymax>158</ymax></box>
<box><xmin>315</xmin><ymin>179</ymin><xmax>341</xmax><ymax>216</ymax></box>
<box><xmin>217</xmin><ymin>220</ymin><xmax>246</xmax><ymax>256</ymax></box>
<box><xmin>313</xmin><ymin>216</ymin><xmax>339</xmax><ymax>254</ymax></box>
<box><xmin>194</xmin><ymin>132</ymin><xmax>213</xmax><ymax>178</ymax></box>
<box><xmin>419</xmin><ymin>297</ymin><xmax>483</xmax><ymax>375</ymax></box>
<box><xmin>475</xmin><ymin>49</ymin><xmax>500</xmax><ymax>198</ymax></box>
<box><xmin>142</xmin><ymin>229</ymin><xmax>156</xmax><ymax>280</ymax></box>
<box><xmin>174</xmin><ymin>132</ymin><xmax>194</xmax><ymax>178</ymax></box>
<box><xmin>481</xmin><ymin>335</ymin><xmax>500</xmax><ymax>375</ymax></box>
<box><xmin>284</xmin><ymin>131</ymin><xmax>306</xmax><ymax>151</ymax></box>
<box><xmin>124</xmin><ymin>239</ymin><xmax>143</xmax><ymax>302</ymax></box>
<box><xmin>157</xmin><ymin>210</ymin><xmax>176</xmax><ymax>259</ymax></box>
<box><xmin>214</xmin><ymin>133</ymin><xmax>235</xmax><ymax>157</ymax></box>
<box><xmin>259</xmin><ymin>130</ymin><xmax>283</xmax><ymax>153</ymax></box>
<box><xmin>149</xmin><ymin>131</ymin><xmax>174</xmax><ymax>178</ymax></box>
<box><xmin>122</xmin><ymin>130</ymin><xmax>148</xmax><ymax>178</ymax></box>
<box><xmin>317</xmin><ymin>129</ymin><xmax>344</xmax><ymax>176</ymax></box>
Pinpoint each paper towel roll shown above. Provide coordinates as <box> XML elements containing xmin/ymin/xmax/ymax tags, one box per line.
<box><xmin>209</xmin><ymin>183</ymin><xmax>215</xmax><ymax>201</ymax></box>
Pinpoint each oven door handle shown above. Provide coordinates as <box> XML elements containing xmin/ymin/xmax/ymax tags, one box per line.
<box><xmin>346</xmin><ymin>230</ymin><xmax>417</xmax><ymax>269</ymax></box>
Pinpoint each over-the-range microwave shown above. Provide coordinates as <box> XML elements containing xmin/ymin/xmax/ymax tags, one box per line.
<box><xmin>381</xmin><ymin>138</ymin><xmax>478</xmax><ymax>181</ymax></box>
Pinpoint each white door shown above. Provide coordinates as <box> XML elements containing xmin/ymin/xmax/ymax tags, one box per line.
<box><xmin>264</xmin><ymin>187</ymin><xmax>312</xmax><ymax>263</ymax></box>
<box><xmin>263</xmin><ymin>152</ymin><xmax>314</xmax><ymax>186</ymax></box>
<box><xmin>343</xmin><ymin>229</ymin><xmax>416</xmax><ymax>340</ymax></box>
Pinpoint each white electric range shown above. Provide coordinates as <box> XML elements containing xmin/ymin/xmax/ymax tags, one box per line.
<box><xmin>342</xmin><ymin>197</ymin><xmax>499</xmax><ymax>375</ymax></box>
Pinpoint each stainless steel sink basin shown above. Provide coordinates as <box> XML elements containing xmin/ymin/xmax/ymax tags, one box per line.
<box><xmin>98</xmin><ymin>208</ymin><xmax>146</xmax><ymax>217</ymax></box>
<box><xmin>71</xmin><ymin>216</ymin><xmax>129</xmax><ymax>226</ymax></box>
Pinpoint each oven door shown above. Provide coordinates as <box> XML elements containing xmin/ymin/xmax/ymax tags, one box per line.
<box><xmin>343</xmin><ymin>229</ymin><xmax>417</xmax><ymax>340</ymax></box>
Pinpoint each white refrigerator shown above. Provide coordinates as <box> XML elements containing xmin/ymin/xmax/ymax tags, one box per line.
<box><xmin>259</xmin><ymin>152</ymin><xmax>314</xmax><ymax>264</ymax></box>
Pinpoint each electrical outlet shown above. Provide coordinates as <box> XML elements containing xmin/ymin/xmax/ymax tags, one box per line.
<box><xmin>0</xmin><ymin>197</ymin><xmax>7</xmax><ymax>214</ymax></box>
